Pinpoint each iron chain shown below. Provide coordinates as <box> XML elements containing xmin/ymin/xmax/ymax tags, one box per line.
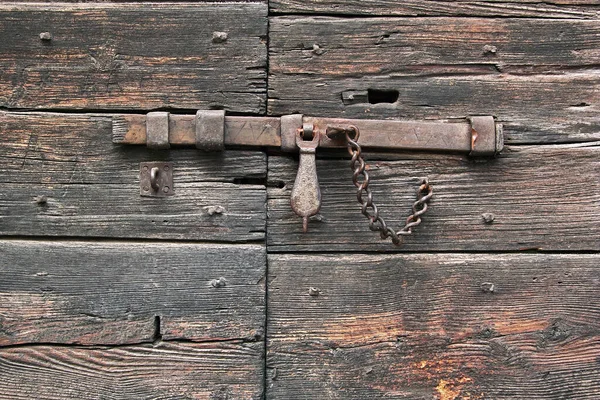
<box><xmin>342</xmin><ymin>125</ymin><xmax>433</xmax><ymax>246</ymax></box>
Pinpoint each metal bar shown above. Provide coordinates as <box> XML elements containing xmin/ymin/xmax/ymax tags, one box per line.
<box><xmin>112</xmin><ymin>113</ymin><xmax>502</xmax><ymax>156</ymax></box>
<box><xmin>308</xmin><ymin>117</ymin><xmax>471</xmax><ymax>153</ymax></box>
<box><xmin>112</xmin><ymin>114</ymin><xmax>281</xmax><ymax>147</ymax></box>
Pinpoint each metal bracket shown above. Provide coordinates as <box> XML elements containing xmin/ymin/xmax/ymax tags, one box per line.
<box><xmin>140</xmin><ymin>162</ymin><xmax>174</xmax><ymax>197</ymax></box>
<box><xmin>146</xmin><ymin>112</ymin><xmax>170</xmax><ymax>150</ymax></box>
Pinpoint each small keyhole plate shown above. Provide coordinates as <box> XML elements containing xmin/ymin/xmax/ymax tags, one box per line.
<box><xmin>140</xmin><ymin>162</ymin><xmax>174</xmax><ymax>197</ymax></box>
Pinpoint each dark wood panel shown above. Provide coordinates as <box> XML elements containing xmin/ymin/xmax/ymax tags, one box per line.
<box><xmin>0</xmin><ymin>341</ymin><xmax>263</xmax><ymax>400</ymax></box>
<box><xmin>0</xmin><ymin>240</ymin><xmax>265</xmax><ymax>346</ymax></box>
<box><xmin>0</xmin><ymin>112</ymin><xmax>266</xmax><ymax>241</ymax></box>
<box><xmin>267</xmin><ymin>144</ymin><xmax>600</xmax><ymax>252</ymax></box>
<box><xmin>271</xmin><ymin>0</ymin><xmax>600</xmax><ymax>18</ymax></box>
<box><xmin>267</xmin><ymin>253</ymin><xmax>600</xmax><ymax>399</ymax></box>
<box><xmin>269</xmin><ymin>17</ymin><xmax>600</xmax><ymax>144</ymax></box>
<box><xmin>0</xmin><ymin>3</ymin><xmax>267</xmax><ymax>112</ymax></box>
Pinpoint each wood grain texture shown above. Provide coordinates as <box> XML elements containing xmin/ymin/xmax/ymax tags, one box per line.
<box><xmin>271</xmin><ymin>0</ymin><xmax>600</xmax><ymax>18</ymax></box>
<box><xmin>0</xmin><ymin>341</ymin><xmax>263</xmax><ymax>400</ymax></box>
<box><xmin>269</xmin><ymin>17</ymin><xmax>600</xmax><ymax>144</ymax></box>
<box><xmin>267</xmin><ymin>144</ymin><xmax>600</xmax><ymax>252</ymax></box>
<box><xmin>0</xmin><ymin>240</ymin><xmax>266</xmax><ymax>346</ymax></box>
<box><xmin>0</xmin><ymin>111</ymin><xmax>266</xmax><ymax>241</ymax></box>
<box><xmin>267</xmin><ymin>253</ymin><xmax>600</xmax><ymax>399</ymax></box>
<box><xmin>0</xmin><ymin>3</ymin><xmax>267</xmax><ymax>112</ymax></box>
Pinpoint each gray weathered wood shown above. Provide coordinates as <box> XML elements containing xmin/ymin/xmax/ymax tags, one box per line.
<box><xmin>271</xmin><ymin>0</ymin><xmax>600</xmax><ymax>18</ymax></box>
<box><xmin>0</xmin><ymin>341</ymin><xmax>263</xmax><ymax>400</ymax></box>
<box><xmin>267</xmin><ymin>253</ymin><xmax>600</xmax><ymax>399</ymax></box>
<box><xmin>0</xmin><ymin>3</ymin><xmax>267</xmax><ymax>112</ymax></box>
<box><xmin>0</xmin><ymin>240</ymin><xmax>265</xmax><ymax>345</ymax></box>
<box><xmin>269</xmin><ymin>17</ymin><xmax>600</xmax><ymax>144</ymax></box>
<box><xmin>267</xmin><ymin>144</ymin><xmax>600</xmax><ymax>252</ymax></box>
<box><xmin>0</xmin><ymin>112</ymin><xmax>266</xmax><ymax>241</ymax></box>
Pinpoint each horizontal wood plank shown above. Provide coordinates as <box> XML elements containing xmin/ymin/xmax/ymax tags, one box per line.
<box><xmin>0</xmin><ymin>240</ymin><xmax>265</xmax><ymax>346</ymax></box>
<box><xmin>267</xmin><ymin>253</ymin><xmax>600</xmax><ymax>399</ymax></box>
<box><xmin>0</xmin><ymin>341</ymin><xmax>263</xmax><ymax>400</ymax></box>
<box><xmin>271</xmin><ymin>0</ymin><xmax>600</xmax><ymax>18</ymax></box>
<box><xmin>269</xmin><ymin>17</ymin><xmax>600</xmax><ymax>144</ymax></box>
<box><xmin>0</xmin><ymin>112</ymin><xmax>266</xmax><ymax>241</ymax></box>
<box><xmin>0</xmin><ymin>3</ymin><xmax>267</xmax><ymax>112</ymax></box>
<box><xmin>267</xmin><ymin>144</ymin><xmax>600</xmax><ymax>252</ymax></box>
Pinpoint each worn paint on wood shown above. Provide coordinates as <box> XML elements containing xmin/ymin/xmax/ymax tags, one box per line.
<box><xmin>267</xmin><ymin>253</ymin><xmax>600</xmax><ymax>399</ymax></box>
<box><xmin>271</xmin><ymin>0</ymin><xmax>600</xmax><ymax>18</ymax></box>
<box><xmin>0</xmin><ymin>3</ymin><xmax>267</xmax><ymax>111</ymax></box>
<box><xmin>0</xmin><ymin>112</ymin><xmax>267</xmax><ymax>241</ymax></box>
<box><xmin>267</xmin><ymin>144</ymin><xmax>600</xmax><ymax>252</ymax></box>
<box><xmin>0</xmin><ymin>341</ymin><xmax>263</xmax><ymax>400</ymax></box>
<box><xmin>0</xmin><ymin>240</ymin><xmax>266</xmax><ymax>345</ymax></box>
<box><xmin>269</xmin><ymin>17</ymin><xmax>600</xmax><ymax>144</ymax></box>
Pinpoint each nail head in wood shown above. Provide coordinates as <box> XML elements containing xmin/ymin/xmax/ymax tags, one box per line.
<box><xmin>146</xmin><ymin>112</ymin><xmax>170</xmax><ymax>150</ymax></box>
<box><xmin>195</xmin><ymin>110</ymin><xmax>225</xmax><ymax>151</ymax></box>
<box><xmin>39</xmin><ymin>32</ymin><xmax>52</xmax><ymax>41</ymax></box>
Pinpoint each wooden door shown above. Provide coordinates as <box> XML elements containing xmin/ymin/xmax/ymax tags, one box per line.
<box><xmin>1</xmin><ymin>1</ymin><xmax>599</xmax><ymax>399</ymax></box>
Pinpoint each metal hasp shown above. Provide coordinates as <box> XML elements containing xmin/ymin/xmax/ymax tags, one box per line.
<box><xmin>116</xmin><ymin>111</ymin><xmax>502</xmax><ymax>240</ymax></box>
<box><xmin>112</xmin><ymin>112</ymin><xmax>503</xmax><ymax>156</ymax></box>
<box><xmin>140</xmin><ymin>162</ymin><xmax>174</xmax><ymax>197</ymax></box>
<box><xmin>290</xmin><ymin>124</ymin><xmax>322</xmax><ymax>233</ymax></box>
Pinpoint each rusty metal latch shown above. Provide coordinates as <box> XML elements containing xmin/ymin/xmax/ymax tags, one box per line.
<box><xmin>290</xmin><ymin>123</ymin><xmax>321</xmax><ymax>233</ymax></box>
<box><xmin>113</xmin><ymin>112</ymin><xmax>503</xmax><ymax>156</ymax></box>
<box><xmin>115</xmin><ymin>111</ymin><xmax>502</xmax><ymax>245</ymax></box>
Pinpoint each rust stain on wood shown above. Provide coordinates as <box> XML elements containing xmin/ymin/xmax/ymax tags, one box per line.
<box><xmin>436</xmin><ymin>377</ymin><xmax>481</xmax><ymax>400</ymax></box>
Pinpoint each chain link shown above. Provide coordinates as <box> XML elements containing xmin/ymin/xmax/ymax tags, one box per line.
<box><xmin>342</xmin><ymin>125</ymin><xmax>433</xmax><ymax>246</ymax></box>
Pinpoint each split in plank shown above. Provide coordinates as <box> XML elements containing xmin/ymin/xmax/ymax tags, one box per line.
<box><xmin>267</xmin><ymin>253</ymin><xmax>600</xmax><ymax>399</ymax></box>
<box><xmin>269</xmin><ymin>17</ymin><xmax>600</xmax><ymax>144</ymax></box>
<box><xmin>0</xmin><ymin>111</ymin><xmax>266</xmax><ymax>241</ymax></box>
<box><xmin>0</xmin><ymin>240</ymin><xmax>266</xmax><ymax>346</ymax></box>
<box><xmin>0</xmin><ymin>3</ymin><xmax>267</xmax><ymax>112</ymax></box>
<box><xmin>267</xmin><ymin>144</ymin><xmax>600</xmax><ymax>252</ymax></box>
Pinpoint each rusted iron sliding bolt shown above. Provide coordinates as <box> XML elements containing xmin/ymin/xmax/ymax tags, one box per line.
<box><xmin>290</xmin><ymin>123</ymin><xmax>322</xmax><ymax>233</ymax></box>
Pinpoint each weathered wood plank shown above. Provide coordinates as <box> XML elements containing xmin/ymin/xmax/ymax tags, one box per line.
<box><xmin>0</xmin><ymin>112</ymin><xmax>266</xmax><ymax>241</ymax></box>
<box><xmin>267</xmin><ymin>253</ymin><xmax>600</xmax><ymax>399</ymax></box>
<box><xmin>271</xmin><ymin>0</ymin><xmax>600</xmax><ymax>18</ymax></box>
<box><xmin>0</xmin><ymin>341</ymin><xmax>263</xmax><ymax>400</ymax></box>
<box><xmin>269</xmin><ymin>17</ymin><xmax>600</xmax><ymax>144</ymax></box>
<box><xmin>0</xmin><ymin>240</ymin><xmax>265</xmax><ymax>346</ymax></box>
<box><xmin>0</xmin><ymin>3</ymin><xmax>267</xmax><ymax>112</ymax></box>
<box><xmin>267</xmin><ymin>144</ymin><xmax>600</xmax><ymax>252</ymax></box>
